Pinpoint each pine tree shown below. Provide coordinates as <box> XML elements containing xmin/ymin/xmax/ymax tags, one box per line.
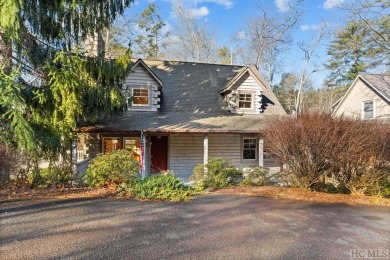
<box><xmin>326</xmin><ymin>21</ymin><xmax>369</xmax><ymax>86</ymax></box>
<box><xmin>0</xmin><ymin>0</ymin><xmax>133</xmax><ymax>160</ymax></box>
<box><xmin>135</xmin><ymin>3</ymin><xmax>169</xmax><ymax>59</ymax></box>
<box><xmin>326</xmin><ymin>1</ymin><xmax>389</xmax><ymax>87</ymax></box>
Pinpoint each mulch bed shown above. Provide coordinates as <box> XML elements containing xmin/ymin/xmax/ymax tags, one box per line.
<box><xmin>0</xmin><ymin>187</ymin><xmax>117</xmax><ymax>201</ymax></box>
<box><xmin>211</xmin><ymin>186</ymin><xmax>390</xmax><ymax>207</ymax></box>
<box><xmin>1</xmin><ymin>186</ymin><xmax>389</xmax><ymax>207</ymax></box>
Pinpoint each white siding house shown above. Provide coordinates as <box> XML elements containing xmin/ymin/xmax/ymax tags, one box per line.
<box><xmin>77</xmin><ymin>59</ymin><xmax>286</xmax><ymax>181</ymax></box>
<box><xmin>332</xmin><ymin>74</ymin><xmax>390</xmax><ymax>120</ymax></box>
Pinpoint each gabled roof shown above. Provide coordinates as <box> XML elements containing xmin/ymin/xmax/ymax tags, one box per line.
<box><xmin>132</xmin><ymin>58</ymin><xmax>163</xmax><ymax>86</ymax></box>
<box><xmin>219</xmin><ymin>66</ymin><xmax>268</xmax><ymax>93</ymax></box>
<box><xmin>79</xmin><ymin>59</ymin><xmax>286</xmax><ymax>133</ymax></box>
<box><xmin>332</xmin><ymin>74</ymin><xmax>390</xmax><ymax>115</ymax></box>
<box><xmin>360</xmin><ymin>74</ymin><xmax>390</xmax><ymax>102</ymax></box>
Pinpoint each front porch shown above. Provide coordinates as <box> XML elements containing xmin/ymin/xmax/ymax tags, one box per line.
<box><xmin>76</xmin><ymin>131</ymin><xmax>276</xmax><ymax>182</ymax></box>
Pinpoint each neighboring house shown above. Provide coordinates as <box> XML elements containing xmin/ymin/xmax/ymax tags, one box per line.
<box><xmin>332</xmin><ymin>74</ymin><xmax>390</xmax><ymax>120</ymax></box>
<box><xmin>77</xmin><ymin>59</ymin><xmax>286</xmax><ymax>181</ymax></box>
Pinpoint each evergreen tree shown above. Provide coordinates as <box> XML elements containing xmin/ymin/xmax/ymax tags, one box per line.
<box><xmin>0</xmin><ymin>0</ymin><xmax>133</xmax><ymax>161</ymax></box>
<box><xmin>217</xmin><ymin>46</ymin><xmax>231</xmax><ymax>65</ymax></box>
<box><xmin>273</xmin><ymin>73</ymin><xmax>297</xmax><ymax>114</ymax></box>
<box><xmin>326</xmin><ymin>21</ymin><xmax>370</xmax><ymax>86</ymax></box>
<box><xmin>135</xmin><ymin>3</ymin><xmax>169</xmax><ymax>59</ymax></box>
<box><xmin>326</xmin><ymin>1</ymin><xmax>389</xmax><ymax>87</ymax></box>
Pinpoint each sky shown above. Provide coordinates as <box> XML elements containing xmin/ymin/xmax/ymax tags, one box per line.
<box><xmin>120</xmin><ymin>0</ymin><xmax>352</xmax><ymax>88</ymax></box>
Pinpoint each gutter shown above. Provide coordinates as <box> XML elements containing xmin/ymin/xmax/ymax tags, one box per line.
<box><xmin>77</xmin><ymin>128</ymin><xmax>263</xmax><ymax>135</ymax></box>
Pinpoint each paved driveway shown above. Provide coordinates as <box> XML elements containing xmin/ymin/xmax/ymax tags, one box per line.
<box><xmin>1</xmin><ymin>194</ymin><xmax>389</xmax><ymax>260</ymax></box>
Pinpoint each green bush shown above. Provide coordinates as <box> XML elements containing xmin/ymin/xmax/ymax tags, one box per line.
<box><xmin>241</xmin><ymin>167</ymin><xmax>270</xmax><ymax>186</ymax></box>
<box><xmin>83</xmin><ymin>150</ymin><xmax>140</xmax><ymax>187</ymax></box>
<box><xmin>129</xmin><ymin>174</ymin><xmax>196</xmax><ymax>202</ymax></box>
<box><xmin>322</xmin><ymin>183</ymin><xmax>350</xmax><ymax>194</ymax></box>
<box><xmin>31</xmin><ymin>165</ymin><xmax>74</xmax><ymax>187</ymax></box>
<box><xmin>190</xmin><ymin>157</ymin><xmax>243</xmax><ymax>188</ymax></box>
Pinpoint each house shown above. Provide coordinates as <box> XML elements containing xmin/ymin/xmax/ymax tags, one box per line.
<box><xmin>77</xmin><ymin>59</ymin><xmax>286</xmax><ymax>181</ymax></box>
<box><xmin>332</xmin><ymin>74</ymin><xmax>390</xmax><ymax>120</ymax></box>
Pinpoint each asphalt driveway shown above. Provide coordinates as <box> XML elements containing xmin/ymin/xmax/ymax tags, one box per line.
<box><xmin>1</xmin><ymin>194</ymin><xmax>389</xmax><ymax>260</ymax></box>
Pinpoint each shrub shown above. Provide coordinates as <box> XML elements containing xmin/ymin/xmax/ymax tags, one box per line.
<box><xmin>190</xmin><ymin>157</ymin><xmax>243</xmax><ymax>188</ymax></box>
<box><xmin>377</xmin><ymin>178</ymin><xmax>390</xmax><ymax>198</ymax></box>
<box><xmin>263</xmin><ymin>113</ymin><xmax>390</xmax><ymax>194</ymax></box>
<box><xmin>31</xmin><ymin>165</ymin><xmax>74</xmax><ymax>187</ymax></box>
<box><xmin>241</xmin><ymin>167</ymin><xmax>270</xmax><ymax>186</ymax></box>
<box><xmin>83</xmin><ymin>150</ymin><xmax>140</xmax><ymax>187</ymax></box>
<box><xmin>322</xmin><ymin>183</ymin><xmax>350</xmax><ymax>194</ymax></box>
<box><xmin>0</xmin><ymin>143</ymin><xmax>18</xmax><ymax>187</ymax></box>
<box><xmin>129</xmin><ymin>174</ymin><xmax>196</xmax><ymax>201</ymax></box>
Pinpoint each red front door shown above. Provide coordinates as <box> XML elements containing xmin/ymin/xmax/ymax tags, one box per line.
<box><xmin>150</xmin><ymin>136</ymin><xmax>168</xmax><ymax>173</ymax></box>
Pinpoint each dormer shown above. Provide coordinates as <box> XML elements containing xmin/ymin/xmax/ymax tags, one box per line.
<box><xmin>220</xmin><ymin>67</ymin><xmax>267</xmax><ymax>115</ymax></box>
<box><xmin>124</xmin><ymin>59</ymin><xmax>163</xmax><ymax>111</ymax></box>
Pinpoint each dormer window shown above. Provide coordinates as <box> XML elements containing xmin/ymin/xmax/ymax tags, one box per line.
<box><xmin>238</xmin><ymin>93</ymin><xmax>253</xmax><ymax>109</ymax></box>
<box><xmin>133</xmin><ymin>88</ymin><xmax>149</xmax><ymax>106</ymax></box>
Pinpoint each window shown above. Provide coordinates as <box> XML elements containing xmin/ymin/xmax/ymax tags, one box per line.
<box><xmin>123</xmin><ymin>137</ymin><xmax>141</xmax><ymax>162</ymax></box>
<box><xmin>103</xmin><ymin>138</ymin><xmax>121</xmax><ymax>153</ymax></box>
<box><xmin>243</xmin><ymin>138</ymin><xmax>257</xmax><ymax>160</ymax></box>
<box><xmin>132</xmin><ymin>88</ymin><xmax>149</xmax><ymax>106</ymax></box>
<box><xmin>238</xmin><ymin>93</ymin><xmax>253</xmax><ymax>109</ymax></box>
<box><xmin>363</xmin><ymin>100</ymin><xmax>374</xmax><ymax>119</ymax></box>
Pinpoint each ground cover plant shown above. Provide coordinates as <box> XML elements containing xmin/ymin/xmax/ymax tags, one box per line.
<box><xmin>128</xmin><ymin>174</ymin><xmax>198</xmax><ymax>202</ymax></box>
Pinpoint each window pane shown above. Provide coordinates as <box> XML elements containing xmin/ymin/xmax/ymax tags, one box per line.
<box><xmin>363</xmin><ymin>100</ymin><xmax>373</xmax><ymax>119</ymax></box>
<box><xmin>243</xmin><ymin>150</ymin><xmax>256</xmax><ymax>160</ymax></box>
<box><xmin>243</xmin><ymin>138</ymin><xmax>256</xmax><ymax>160</ymax></box>
<box><xmin>104</xmin><ymin>138</ymin><xmax>120</xmax><ymax>153</ymax></box>
<box><xmin>124</xmin><ymin>138</ymin><xmax>141</xmax><ymax>161</ymax></box>
<box><xmin>238</xmin><ymin>94</ymin><xmax>252</xmax><ymax>109</ymax></box>
<box><xmin>133</xmin><ymin>88</ymin><xmax>149</xmax><ymax>106</ymax></box>
<box><xmin>133</xmin><ymin>97</ymin><xmax>149</xmax><ymax>105</ymax></box>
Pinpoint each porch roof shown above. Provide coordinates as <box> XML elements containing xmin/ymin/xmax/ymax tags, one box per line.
<box><xmin>78</xmin><ymin>111</ymin><xmax>271</xmax><ymax>134</ymax></box>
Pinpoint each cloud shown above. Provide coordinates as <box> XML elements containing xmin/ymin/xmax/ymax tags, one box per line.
<box><xmin>204</xmin><ymin>0</ymin><xmax>235</xmax><ymax>9</ymax></box>
<box><xmin>300</xmin><ymin>24</ymin><xmax>320</xmax><ymax>31</ymax></box>
<box><xmin>165</xmin><ymin>0</ymin><xmax>235</xmax><ymax>11</ymax></box>
<box><xmin>275</xmin><ymin>0</ymin><xmax>290</xmax><ymax>12</ymax></box>
<box><xmin>189</xmin><ymin>6</ymin><xmax>210</xmax><ymax>18</ymax></box>
<box><xmin>323</xmin><ymin>0</ymin><xmax>346</xmax><ymax>9</ymax></box>
<box><xmin>236</xmin><ymin>30</ymin><xmax>247</xmax><ymax>40</ymax></box>
<box><xmin>300</xmin><ymin>22</ymin><xmax>329</xmax><ymax>31</ymax></box>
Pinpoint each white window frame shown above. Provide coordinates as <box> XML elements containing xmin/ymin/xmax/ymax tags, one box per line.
<box><xmin>237</xmin><ymin>92</ymin><xmax>254</xmax><ymax>110</ymax></box>
<box><xmin>242</xmin><ymin>137</ymin><xmax>257</xmax><ymax>161</ymax></box>
<box><xmin>362</xmin><ymin>99</ymin><xmax>375</xmax><ymax>119</ymax></box>
<box><xmin>132</xmin><ymin>87</ymin><xmax>150</xmax><ymax>107</ymax></box>
<box><xmin>102</xmin><ymin>137</ymin><xmax>121</xmax><ymax>153</ymax></box>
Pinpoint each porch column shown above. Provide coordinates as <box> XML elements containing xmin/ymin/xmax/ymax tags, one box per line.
<box><xmin>204</xmin><ymin>135</ymin><xmax>209</xmax><ymax>176</ymax></box>
<box><xmin>203</xmin><ymin>135</ymin><xmax>209</xmax><ymax>165</ymax></box>
<box><xmin>259</xmin><ymin>138</ymin><xmax>264</xmax><ymax>167</ymax></box>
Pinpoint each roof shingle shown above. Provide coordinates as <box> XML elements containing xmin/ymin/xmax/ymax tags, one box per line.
<box><xmin>80</xmin><ymin>60</ymin><xmax>286</xmax><ymax>133</ymax></box>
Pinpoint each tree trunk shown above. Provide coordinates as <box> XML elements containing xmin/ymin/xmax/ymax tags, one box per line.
<box><xmin>0</xmin><ymin>29</ymin><xmax>12</xmax><ymax>73</ymax></box>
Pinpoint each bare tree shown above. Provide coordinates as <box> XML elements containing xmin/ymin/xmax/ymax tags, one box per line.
<box><xmin>103</xmin><ymin>14</ymin><xmax>139</xmax><ymax>58</ymax></box>
<box><xmin>344</xmin><ymin>0</ymin><xmax>390</xmax><ymax>52</ymax></box>
<box><xmin>172</xmin><ymin>2</ymin><xmax>217</xmax><ymax>63</ymax></box>
<box><xmin>295</xmin><ymin>24</ymin><xmax>327</xmax><ymax>114</ymax></box>
<box><xmin>234</xmin><ymin>1</ymin><xmax>302</xmax><ymax>84</ymax></box>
